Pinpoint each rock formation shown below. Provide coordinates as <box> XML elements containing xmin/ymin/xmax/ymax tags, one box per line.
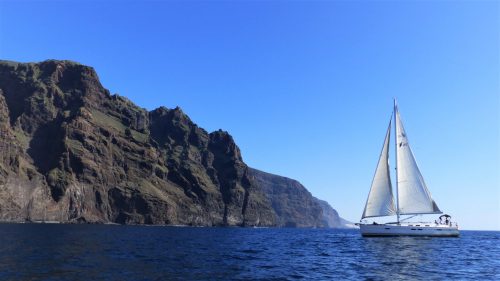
<box><xmin>250</xmin><ymin>168</ymin><xmax>350</xmax><ymax>228</ymax></box>
<box><xmin>313</xmin><ymin>197</ymin><xmax>353</xmax><ymax>228</ymax></box>
<box><xmin>0</xmin><ymin>59</ymin><xmax>346</xmax><ymax>227</ymax></box>
<box><xmin>249</xmin><ymin>168</ymin><xmax>324</xmax><ymax>227</ymax></box>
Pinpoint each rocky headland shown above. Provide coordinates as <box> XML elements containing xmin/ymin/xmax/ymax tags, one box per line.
<box><xmin>0</xmin><ymin>59</ymin><xmax>349</xmax><ymax>227</ymax></box>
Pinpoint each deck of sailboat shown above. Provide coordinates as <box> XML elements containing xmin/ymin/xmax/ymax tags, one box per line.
<box><xmin>359</xmin><ymin>223</ymin><xmax>459</xmax><ymax>237</ymax></box>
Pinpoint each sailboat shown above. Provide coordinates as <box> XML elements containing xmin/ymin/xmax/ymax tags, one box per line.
<box><xmin>359</xmin><ymin>100</ymin><xmax>459</xmax><ymax>237</ymax></box>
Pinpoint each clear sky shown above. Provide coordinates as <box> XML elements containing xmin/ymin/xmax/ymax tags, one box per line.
<box><xmin>0</xmin><ymin>0</ymin><xmax>498</xmax><ymax>230</ymax></box>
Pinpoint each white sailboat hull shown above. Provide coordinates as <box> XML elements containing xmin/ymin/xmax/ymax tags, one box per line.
<box><xmin>359</xmin><ymin>223</ymin><xmax>459</xmax><ymax>237</ymax></box>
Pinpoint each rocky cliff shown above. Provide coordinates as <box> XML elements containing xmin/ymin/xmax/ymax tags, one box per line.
<box><xmin>249</xmin><ymin>168</ymin><xmax>324</xmax><ymax>227</ymax></box>
<box><xmin>312</xmin><ymin>197</ymin><xmax>352</xmax><ymax>228</ymax></box>
<box><xmin>249</xmin><ymin>168</ymin><xmax>349</xmax><ymax>228</ymax></box>
<box><xmin>0</xmin><ymin>59</ymin><xmax>345</xmax><ymax>227</ymax></box>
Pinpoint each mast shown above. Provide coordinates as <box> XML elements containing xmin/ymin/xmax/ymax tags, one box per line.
<box><xmin>394</xmin><ymin>98</ymin><xmax>400</xmax><ymax>224</ymax></box>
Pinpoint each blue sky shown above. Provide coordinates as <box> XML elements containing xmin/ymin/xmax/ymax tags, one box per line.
<box><xmin>0</xmin><ymin>0</ymin><xmax>498</xmax><ymax>230</ymax></box>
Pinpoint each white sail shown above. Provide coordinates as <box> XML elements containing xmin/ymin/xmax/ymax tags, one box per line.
<box><xmin>362</xmin><ymin>119</ymin><xmax>396</xmax><ymax>219</ymax></box>
<box><xmin>395</xmin><ymin>107</ymin><xmax>441</xmax><ymax>215</ymax></box>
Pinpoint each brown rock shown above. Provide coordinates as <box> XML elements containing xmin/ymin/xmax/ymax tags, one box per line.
<box><xmin>0</xmin><ymin>59</ymin><xmax>344</xmax><ymax>227</ymax></box>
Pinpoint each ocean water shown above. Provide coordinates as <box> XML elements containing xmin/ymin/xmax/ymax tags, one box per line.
<box><xmin>0</xmin><ymin>224</ymin><xmax>498</xmax><ymax>280</ymax></box>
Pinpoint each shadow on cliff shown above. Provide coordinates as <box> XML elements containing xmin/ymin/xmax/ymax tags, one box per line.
<box><xmin>27</xmin><ymin>117</ymin><xmax>66</xmax><ymax>200</ymax></box>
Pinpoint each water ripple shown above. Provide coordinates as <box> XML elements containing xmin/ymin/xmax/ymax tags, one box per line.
<box><xmin>0</xmin><ymin>225</ymin><xmax>498</xmax><ymax>280</ymax></box>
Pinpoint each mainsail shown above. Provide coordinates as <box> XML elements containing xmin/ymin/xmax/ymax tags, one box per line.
<box><xmin>362</xmin><ymin>119</ymin><xmax>396</xmax><ymax>219</ymax></box>
<box><xmin>395</xmin><ymin>106</ymin><xmax>441</xmax><ymax>215</ymax></box>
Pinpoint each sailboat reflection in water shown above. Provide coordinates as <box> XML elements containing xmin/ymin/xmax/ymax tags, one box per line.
<box><xmin>358</xmin><ymin>100</ymin><xmax>459</xmax><ymax>237</ymax></box>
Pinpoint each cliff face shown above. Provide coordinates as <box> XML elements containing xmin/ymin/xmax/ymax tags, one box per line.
<box><xmin>249</xmin><ymin>168</ymin><xmax>325</xmax><ymax>227</ymax></box>
<box><xmin>250</xmin><ymin>168</ymin><xmax>351</xmax><ymax>228</ymax></box>
<box><xmin>0</xmin><ymin>59</ymin><xmax>350</xmax><ymax>227</ymax></box>
<box><xmin>0</xmin><ymin>60</ymin><xmax>276</xmax><ymax>226</ymax></box>
<box><xmin>312</xmin><ymin>197</ymin><xmax>352</xmax><ymax>228</ymax></box>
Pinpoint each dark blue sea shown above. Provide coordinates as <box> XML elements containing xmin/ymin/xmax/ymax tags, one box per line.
<box><xmin>0</xmin><ymin>224</ymin><xmax>498</xmax><ymax>280</ymax></box>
